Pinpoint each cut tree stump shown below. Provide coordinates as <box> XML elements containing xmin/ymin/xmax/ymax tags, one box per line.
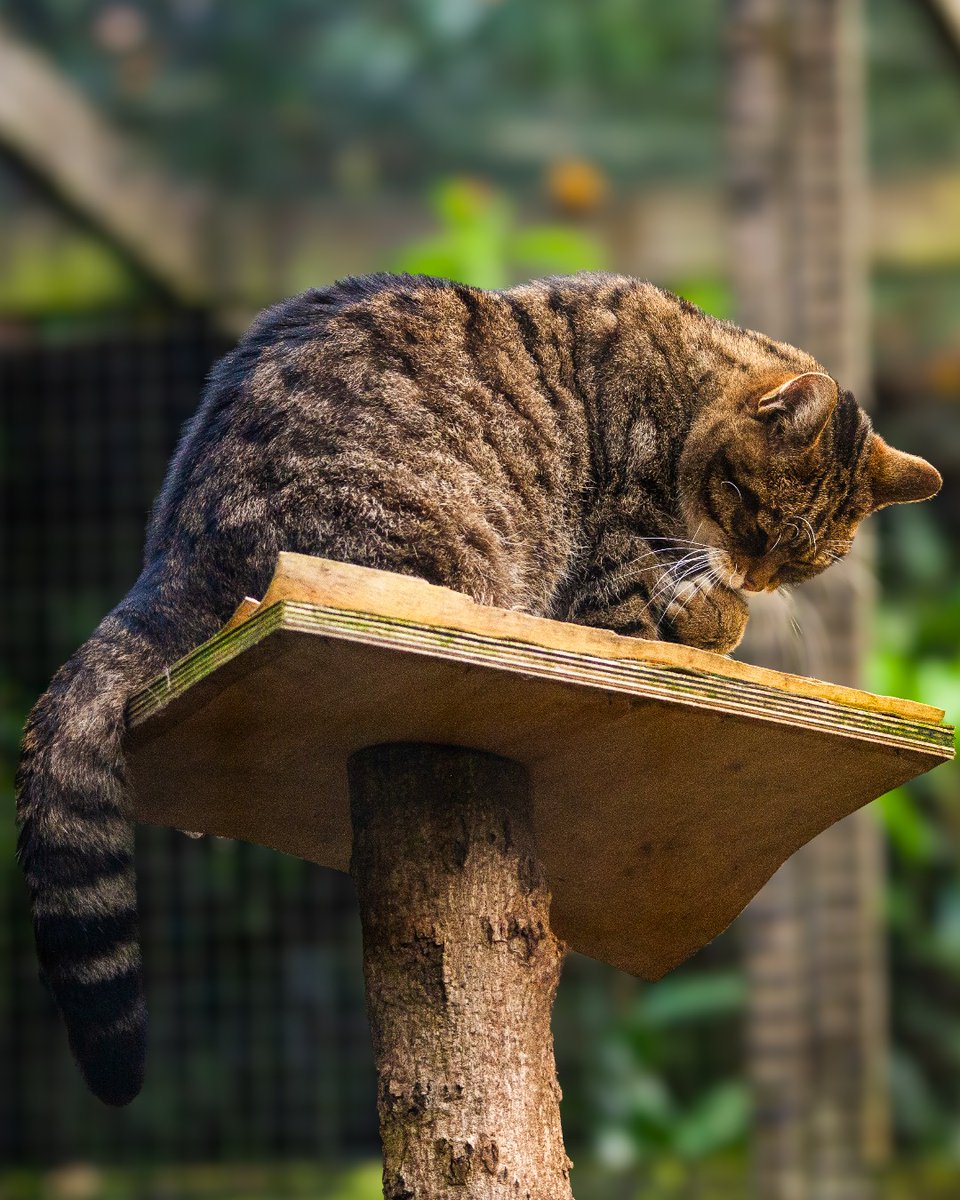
<box><xmin>350</xmin><ymin>744</ymin><xmax>571</xmax><ymax>1199</ymax></box>
<box><xmin>125</xmin><ymin>553</ymin><xmax>954</xmax><ymax>1197</ymax></box>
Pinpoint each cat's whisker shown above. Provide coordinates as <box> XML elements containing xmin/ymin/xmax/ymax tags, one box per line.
<box><xmin>826</xmin><ymin>552</ymin><xmax>875</xmax><ymax>599</ymax></box>
<box><xmin>792</xmin><ymin>514</ymin><xmax>817</xmax><ymax>553</ymax></box>
<box><xmin>610</xmin><ymin>546</ymin><xmax>705</xmax><ymax>594</ymax></box>
<box><xmin>635</xmin><ymin>544</ymin><xmax>699</xmax><ymax>564</ymax></box>
<box><xmin>651</xmin><ymin>556</ymin><xmax>714</xmax><ymax>617</ymax></box>
<box><xmin>721</xmin><ymin>480</ymin><xmax>742</xmax><ymax>501</ymax></box>
<box><xmin>638</xmin><ymin>537</ymin><xmax>711</xmax><ymax>549</ymax></box>
<box><xmin>613</xmin><ymin>549</ymin><xmax>706</xmax><ymax>587</ymax></box>
<box><xmin>658</xmin><ymin>549</ymin><xmax>711</xmax><ymax>577</ymax></box>
<box><xmin>617</xmin><ymin>549</ymin><xmax>678</xmax><ymax>575</ymax></box>
<box><xmin>704</xmin><ymin>565</ymin><xmax>722</xmax><ymax>592</ymax></box>
<box><xmin>575</xmin><ymin>543</ymin><xmax>708</xmax><ymax>611</ymax></box>
<box><xmin>775</xmin><ymin>587</ymin><xmax>803</xmax><ymax>640</ymax></box>
<box><xmin>643</xmin><ymin>556</ymin><xmax>711</xmax><ymax>615</ymax></box>
<box><xmin>646</xmin><ymin>568</ymin><xmax>694</xmax><ymax>612</ymax></box>
<box><xmin>653</xmin><ymin>564</ymin><xmax>716</xmax><ymax>634</ymax></box>
<box><xmin>793</xmin><ymin>590</ymin><xmax>833</xmax><ymax>674</ymax></box>
<box><xmin>577</xmin><ymin>544</ymin><xmax>724</xmax><ymax>617</ymax></box>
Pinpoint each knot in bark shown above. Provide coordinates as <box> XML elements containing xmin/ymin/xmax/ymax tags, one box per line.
<box><xmin>383</xmin><ymin>1169</ymin><xmax>415</xmax><ymax>1200</ymax></box>
<box><xmin>482</xmin><ymin>914</ymin><xmax>548</xmax><ymax>959</ymax></box>
<box><xmin>434</xmin><ymin>1136</ymin><xmax>500</xmax><ymax>1184</ymax></box>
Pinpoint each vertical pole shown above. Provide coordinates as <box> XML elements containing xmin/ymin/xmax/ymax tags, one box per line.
<box><xmin>727</xmin><ymin>2</ymin><xmax>887</xmax><ymax>1198</ymax></box>
<box><xmin>349</xmin><ymin>743</ymin><xmax>573</xmax><ymax>1200</ymax></box>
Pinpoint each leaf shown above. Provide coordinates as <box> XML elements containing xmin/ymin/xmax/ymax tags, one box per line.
<box><xmin>390</xmin><ymin>240</ymin><xmax>470</xmax><ymax>283</ymax></box>
<box><xmin>885</xmin><ymin>505</ymin><xmax>949</xmax><ymax>588</ymax></box>
<box><xmin>669</xmin><ymin>278</ymin><xmax>732</xmax><ymax>319</ymax></box>
<box><xmin>877</xmin><ymin>788</ymin><xmax>937</xmax><ymax>864</ymax></box>
<box><xmin>673</xmin><ymin>1081</ymin><xmax>749</xmax><ymax>1160</ymax></box>
<box><xmin>889</xmin><ymin>1049</ymin><xmax>944</xmax><ymax>1143</ymax></box>
<box><xmin>642</xmin><ymin>971</ymin><xmax>745</xmax><ymax>1027</ymax></box>
<box><xmin>509</xmin><ymin>226</ymin><xmax>607</xmax><ymax>274</ymax></box>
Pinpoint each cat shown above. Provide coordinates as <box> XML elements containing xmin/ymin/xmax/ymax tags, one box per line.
<box><xmin>15</xmin><ymin>271</ymin><xmax>942</xmax><ymax>1106</ymax></box>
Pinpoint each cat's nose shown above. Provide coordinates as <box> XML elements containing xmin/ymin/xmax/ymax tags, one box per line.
<box><xmin>743</xmin><ymin>562</ymin><xmax>777</xmax><ymax>592</ymax></box>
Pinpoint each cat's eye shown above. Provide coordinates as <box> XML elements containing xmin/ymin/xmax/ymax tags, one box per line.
<box><xmin>732</xmin><ymin>512</ymin><xmax>767</xmax><ymax>557</ymax></box>
<box><xmin>731</xmin><ymin>481</ymin><xmax>761</xmax><ymax>515</ymax></box>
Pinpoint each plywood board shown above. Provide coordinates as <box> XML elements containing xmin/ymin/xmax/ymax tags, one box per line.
<box><xmin>126</xmin><ymin>555</ymin><xmax>953</xmax><ymax>980</ymax></box>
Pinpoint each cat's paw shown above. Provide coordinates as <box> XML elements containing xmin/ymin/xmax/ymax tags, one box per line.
<box><xmin>663</xmin><ymin>578</ymin><xmax>749</xmax><ymax>654</ymax></box>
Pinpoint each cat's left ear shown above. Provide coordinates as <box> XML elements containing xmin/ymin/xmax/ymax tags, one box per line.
<box><xmin>868</xmin><ymin>436</ymin><xmax>942</xmax><ymax>509</ymax></box>
<box><xmin>756</xmin><ymin>372</ymin><xmax>838</xmax><ymax>450</ymax></box>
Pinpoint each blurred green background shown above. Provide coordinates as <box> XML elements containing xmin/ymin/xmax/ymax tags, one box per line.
<box><xmin>0</xmin><ymin>1</ymin><xmax>959</xmax><ymax>1198</ymax></box>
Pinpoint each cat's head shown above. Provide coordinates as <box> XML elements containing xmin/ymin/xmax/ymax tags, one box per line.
<box><xmin>679</xmin><ymin>371</ymin><xmax>942</xmax><ymax>592</ymax></box>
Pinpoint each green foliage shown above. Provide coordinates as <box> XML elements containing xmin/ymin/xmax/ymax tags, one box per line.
<box><xmin>666</xmin><ymin>278</ymin><xmax>732</xmax><ymax>321</ymax></box>
<box><xmin>0</xmin><ymin>1162</ymin><xmax>385</xmax><ymax>1200</ymax></box>
<box><xmin>1</xmin><ymin>0</ymin><xmax>724</xmax><ymax>193</ymax></box>
<box><xmin>6</xmin><ymin>0</ymin><xmax>955</xmax><ymax>200</ymax></box>
<box><xmin>869</xmin><ymin>503</ymin><xmax>960</xmax><ymax>1154</ymax></box>
<box><xmin>591</xmin><ymin>971</ymin><xmax>749</xmax><ymax>1169</ymax></box>
<box><xmin>672</xmin><ymin>1082</ymin><xmax>750</xmax><ymax>1161</ymax></box>
<box><xmin>0</xmin><ymin>230</ymin><xmax>142</xmax><ymax>316</ymax></box>
<box><xmin>391</xmin><ymin>178</ymin><xmax>606</xmax><ymax>287</ymax></box>
<box><xmin>640</xmin><ymin>972</ymin><xmax>745</xmax><ymax>1027</ymax></box>
<box><xmin>870</xmin><ymin>509</ymin><xmax>960</xmax><ymax>876</ymax></box>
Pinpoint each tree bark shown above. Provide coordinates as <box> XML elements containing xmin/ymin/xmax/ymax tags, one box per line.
<box><xmin>348</xmin><ymin>743</ymin><xmax>573</xmax><ymax>1200</ymax></box>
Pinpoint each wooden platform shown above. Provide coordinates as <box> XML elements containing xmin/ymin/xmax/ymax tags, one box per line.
<box><xmin>126</xmin><ymin>553</ymin><xmax>954</xmax><ymax>980</ymax></box>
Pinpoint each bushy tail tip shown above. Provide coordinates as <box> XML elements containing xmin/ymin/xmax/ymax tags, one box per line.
<box><xmin>69</xmin><ymin>1000</ymin><xmax>147</xmax><ymax>1107</ymax></box>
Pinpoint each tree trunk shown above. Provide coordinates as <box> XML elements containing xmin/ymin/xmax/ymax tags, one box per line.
<box><xmin>348</xmin><ymin>743</ymin><xmax>573</xmax><ymax>1200</ymax></box>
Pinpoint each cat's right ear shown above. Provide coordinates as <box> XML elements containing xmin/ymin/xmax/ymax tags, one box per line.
<box><xmin>868</xmin><ymin>436</ymin><xmax>942</xmax><ymax>508</ymax></box>
<box><xmin>755</xmin><ymin>372</ymin><xmax>839</xmax><ymax>450</ymax></box>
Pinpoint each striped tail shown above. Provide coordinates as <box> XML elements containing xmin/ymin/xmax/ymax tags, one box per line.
<box><xmin>15</xmin><ymin>579</ymin><xmax>213</xmax><ymax>1105</ymax></box>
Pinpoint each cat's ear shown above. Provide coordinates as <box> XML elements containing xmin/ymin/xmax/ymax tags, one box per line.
<box><xmin>868</xmin><ymin>436</ymin><xmax>942</xmax><ymax>509</ymax></box>
<box><xmin>755</xmin><ymin>372</ymin><xmax>838</xmax><ymax>450</ymax></box>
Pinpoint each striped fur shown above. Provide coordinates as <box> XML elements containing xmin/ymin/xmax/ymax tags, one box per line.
<box><xmin>16</xmin><ymin>272</ymin><xmax>940</xmax><ymax>1105</ymax></box>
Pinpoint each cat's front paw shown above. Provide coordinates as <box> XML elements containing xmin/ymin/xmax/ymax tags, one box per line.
<box><xmin>663</xmin><ymin>578</ymin><xmax>749</xmax><ymax>654</ymax></box>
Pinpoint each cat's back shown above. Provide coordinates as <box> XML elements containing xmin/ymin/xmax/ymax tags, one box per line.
<box><xmin>207</xmin><ymin>273</ymin><xmax>458</xmax><ymax>403</ymax></box>
<box><xmin>146</xmin><ymin>274</ymin><xmax>593</xmax><ymax>574</ymax></box>
<box><xmin>219</xmin><ymin>269</ymin><xmax>650</xmax><ymax>404</ymax></box>
<box><xmin>191</xmin><ymin>272</ymin><xmax>624</xmax><ymax>468</ymax></box>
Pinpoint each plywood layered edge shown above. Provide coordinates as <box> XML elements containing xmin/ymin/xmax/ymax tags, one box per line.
<box><xmin>263</xmin><ymin>554</ymin><xmax>944</xmax><ymax>724</ymax></box>
<box><xmin>129</xmin><ymin>598</ymin><xmax>954</xmax><ymax>758</ymax></box>
<box><xmin>130</xmin><ymin>553</ymin><xmax>952</xmax><ymax>750</ymax></box>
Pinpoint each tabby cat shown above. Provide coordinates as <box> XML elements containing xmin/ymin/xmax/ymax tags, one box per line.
<box><xmin>16</xmin><ymin>272</ymin><xmax>941</xmax><ymax>1105</ymax></box>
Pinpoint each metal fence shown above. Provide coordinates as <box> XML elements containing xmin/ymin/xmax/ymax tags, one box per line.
<box><xmin>0</xmin><ymin>316</ymin><xmax>381</xmax><ymax>1169</ymax></box>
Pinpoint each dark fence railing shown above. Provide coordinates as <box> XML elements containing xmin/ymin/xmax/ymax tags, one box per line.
<box><xmin>1</xmin><ymin>316</ymin><xmax>380</xmax><ymax>1168</ymax></box>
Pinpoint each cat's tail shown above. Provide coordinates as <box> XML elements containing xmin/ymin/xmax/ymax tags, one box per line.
<box><xmin>15</xmin><ymin>561</ymin><xmax>222</xmax><ymax>1106</ymax></box>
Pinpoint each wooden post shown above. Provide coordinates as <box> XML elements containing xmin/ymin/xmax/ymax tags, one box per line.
<box><xmin>727</xmin><ymin>1</ymin><xmax>886</xmax><ymax>1196</ymax></box>
<box><xmin>348</xmin><ymin>743</ymin><xmax>573</xmax><ymax>1200</ymax></box>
